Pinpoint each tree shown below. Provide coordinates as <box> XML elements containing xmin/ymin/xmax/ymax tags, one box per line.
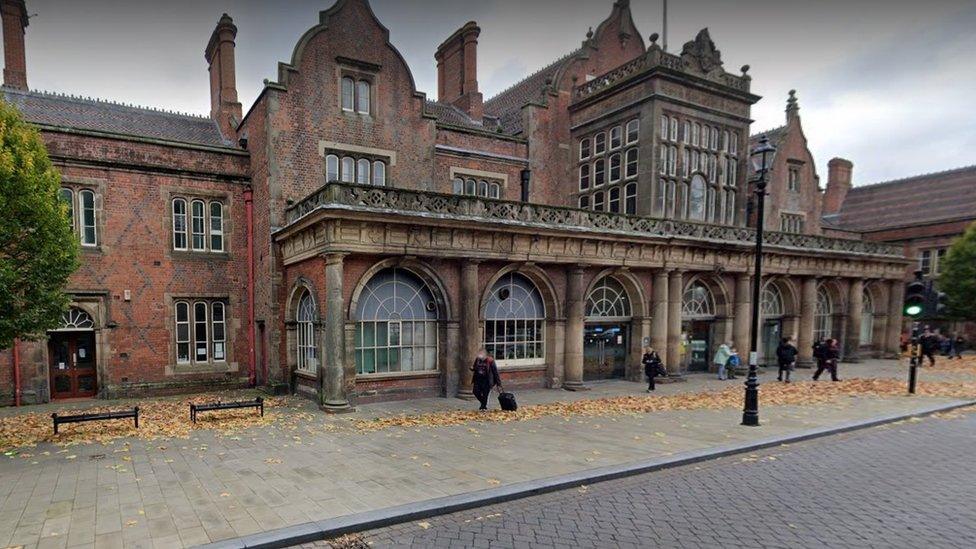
<box><xmin>0</xmin><ymin>100</ymin><xmax>79</xmax><ymax>349</ymax></box>
<box><xmin>939</xmin><ymin>221</ymin><xmax>976</xmax><ymax>320</ymax></box>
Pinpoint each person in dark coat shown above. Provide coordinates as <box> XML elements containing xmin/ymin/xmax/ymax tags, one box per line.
<box><xmin>813</xmin><ymin>338</ymin><xmax>840</xmax><ymax>381</ymax></box>
<box><xmin>951</xmin><ymin>335</ymin><xmax>967</xmax><ymax>359</ymax></box>
<box><xmin>471</xmin><ymin>348</ymin><xmax>502</xmax><ymax>411</ymax></box>
<box><xmin>919</xmin><ymin>328</ymin><xmax>939</xmax><ymax>367</ymax></box>
<box><xmin>776</xmin><ymin>336</ymin><xmax>798</xmax><ymax>383</ymax></box>
<box><xmin>641</xmin><ymin>347</ymin><xmax>664</xmax><ymax>392</ymax></box>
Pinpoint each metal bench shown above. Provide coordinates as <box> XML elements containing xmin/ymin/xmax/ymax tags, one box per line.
<box><xmin>190</xmin><ymin>397</ymin><xmax>263</xmax><ymax>423</ymax></box>
<box><xmin>52</xmin><ymin>407</ymin><xmax>139</xmax><ymax>435</ymax></box>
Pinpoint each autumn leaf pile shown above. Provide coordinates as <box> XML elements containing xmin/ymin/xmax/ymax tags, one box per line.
<box><xmin>0</xmin><ymin>392</ymin><xmax>283</xmax><ymax>452</ymax></box>
<box><xmin>928</xmin><ymin>354</ymin><xmax>976</xmax><ymax>373</ymax></box>
<box><xmin>353</xmin><ymin>378</ymin><xmax>976</xmax><ymax>433</ymax></box>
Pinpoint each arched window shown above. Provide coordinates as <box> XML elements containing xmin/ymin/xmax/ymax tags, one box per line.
<box><xmin>586</xmin><ymin>277</ymin><xmax>631</xmax><ymax>320</ymax></box>
<box><xmin>579</xmin><ymin>195</ymin><xmax>590</xmax><ymax>209</ymax></box>
<box><xmin>609</xmin><ymin>126</ymin><xmax>622</xmax><ymax>149</ymax></box>
<box><xmin>357</xmin><ymin>159</ymin><xmax>370</xmax><ymax>185</ymax></box>
<box><xmin>172</xmin><ymin>198</ymin><xmax>187</xmax><ymax>250</ymax></box>
<box><xmin>211</xmin><ymin>302</ymin><xmax>226</xmax><ymax>361</ymax></box>
<box><xmin>60</xmin><ymin>188</ymin><xmax>74</xmax><ymax>231</ymax></box>
<box><xmin>814</xmin><ymin>288</ymin><xmax>833</xmax><ymax>342</ymax></box>
<box><xmin>326</xmin><ymin>154</ymin><xmax>339</xmax><ymax>182</ymax></box>
<box><xmin>209</xmin><ymin>202</ymin><xmax>224</xmax><ymax>252</ymax></box>
<box><xmin>489</xmin><ymin>182</ymin><xmax>501</xmax><ymax>199</ymax></box>
<box><xmin>860</xmin><ymin>291</ymin><xmax>874</xmax><ymax>345</ymax></box>
<box><xmin>341</xmin><ymin>77</ymin><xmax>355</xmax><ymax>111</ymax></box>
<box><xmin>341</xmin><ymin>157</ymin><xmax>355</xmax><ymax>182</ymax></box>
<box><xmin>594</xmin><ymin>159</ymin><xmax>605</xmax><ymax>186</ymax></box>
<box><xmin>609</xmin><ymin>153</ymin><xmax>621</xmax><ymax>182</ymax></box>
<box><xmin>594</xmin><ymin>132</ymin><xmax>606</xmax><ymax>155</ymax></box>
<box><xmin>354</xmin><ymin>268</ymin><xmax>438</xmax><ymax>375</ymax></box>
<box><xmin>452</xmin><ymin>177</ymin><xmax>464</xmax><ymax>195</ymax></box>
<box><xmin>356</xmin><ymin>80</ymin><xmax>370</xmax><ymax>114</ymax></box>
<box><xmin>593</xmin><ymin>191</ymin><xmax>605</xmax><ymax>211</ymax></box>
<box><xmin>478</xmin><ymin>180</ymin><xmax>489</xmax><ymax>197</ymax></box>
<box><xmin>579</xmin><ymin>164</ymin><xmax>591</xmax><ymax>191</ymax></box>
<box><xmin>682</xmin><ymin>282</ymin><xmax>715</xmax><ymax>319</ymax></box>
<box><xmin>175</xmin><ymin>301</ymin><xmax>190</xmax><ymax>364</ymax></box>
<box><xmin>624</xmin><ymin>183</ymin><xmax>637</xmax><ymax>215</ymax></box>
<box><xmin>761</xmin><ymin>285</ymin><xmax>784</xmax><ymax>318</ymax></box>
<box><xmin>465</xmin><ymin>178</ymin><xmax>476</xmax><ymax>195</ymax></box>
<box><xmin>193</xmin><ymin>301</ymin><xmax>209</xmax><ymax>362</ymax></box>
<box><xmin>579</xmin><ymin>137</ymin><xmax>591</xmax><ymax>160</ymax></box>
<box><xmin>483</xmin><ymin>273</ymin><xmax>545</xmax><ymax>365</ymax></box>
<box><xmin>626</xmin><ymin>119</ymin><xmax>639</xmax><ymax>144</ymax></box>
<box><xmin>372</xmin><ymin>161</ymin><xmax>386</xmax><ymax>186</ymax></box>
<box><xmin>59</xmin><ymin>308</ymin><xmax>95</xmax><ymax>330</ymax></box>
<box><xmin>190</xmin><ymin>200</ymin><xmax>206</xmax><ymax>251</ymax></box>
<box><xmin>296</xmin><ymin>291</ymin><xmax>317</xmax><ymax>374</ymax></box>
<box><xmin>79</xmin><ymin>189</ymin><xmax>96</xmax><ymax>246</ymax></box>
<box><xmin>608</xmin><ymin>186</ymin><xmax>621</xmax><ymax>213</ymax></box>
<box><xmin>688</xmin><ymin>175</ymin><xmax>706</xmax><ymax>221</ymax></box>
<box><xmin>625</xmin><ymin>148</ymin><xmax>638</xmax><ymax>178</ymax></box>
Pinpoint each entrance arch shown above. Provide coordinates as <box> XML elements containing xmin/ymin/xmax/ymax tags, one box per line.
<box><xmin>48</xmin><ymin>307</ymin><xmax>98</xmax><ymax>399</ymax></box>
<box><xmin>583</xmin><ymin>275</ymin><xmax>633</xmax><ymax>380</ymax></box>
<box><xmin>759</xmin><ymin>284</ymin><xmax>785</xmax><ymax>366</ymax></box>
<box><xmin>682</xmin><ymin>280</ymin><xmax>718</xmax><ymax>371</ymax></box>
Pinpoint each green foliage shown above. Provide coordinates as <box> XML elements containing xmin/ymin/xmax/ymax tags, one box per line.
<box><xmin>939</xmin><ymin>221</ymin><xmax>976</xmax><ymax>320</ymax></box>
<box><xmin>0</xmin><ymin>100</ymin><xmax>79</xmax><ymax>349</ymax></box>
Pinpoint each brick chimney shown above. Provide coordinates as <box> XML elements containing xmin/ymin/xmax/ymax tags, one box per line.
<box><xmin>435</xmin><ymin>21</ymin><xmax>483</xmax><ymax>121</ymax></box>
<box><xmin>1</xmin><ymin>0</ymin><xmax>28</xmax><ymax>90</ymax></box>
<box><xmin>823</xmin><ymin>157</ymin><xmax>853</xmax><ymax>215</ymax></box>
<box><xmin>205</xmin><ymin>14</ymin><xmax>243</xmax><ymax>139</ymax></box>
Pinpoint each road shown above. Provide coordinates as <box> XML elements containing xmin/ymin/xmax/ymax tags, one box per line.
<box><xmin>301</xmin><ymin>408</ymin><xmax>976</xmax><ymax>548</ymax></box>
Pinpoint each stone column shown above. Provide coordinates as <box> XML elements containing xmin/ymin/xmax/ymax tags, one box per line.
<box><xmin>322</xmin><ymin>253</ymin><xmax>351</xmax><ymax>412</ymax></box>
<box><xmin>844</xmin><ymin>279</ymin><xmax>864</xmax><ymax>362</ymax></box>
<box><xmin>563</xmin><ymin>266</ymin><xmax>586</xmax><ymax>390</ymax></box>
<box><xmin>666</xmin><ymin>270</ymin><xmax>683</xmax><ymax>372</ymax></box>
<box><xmin>650</xmin><ymin>270</ymin><xmax>669</xmax><ymax>363</ymax></box>
<box><xmin>733</xmin><ymin>273</ymin><xmax>752</xmax><ymax>362</ymax></box>
<box><xmin>885</xmin><ymin>279</ymin><xmax>905</xmax><ymax>358</ymax></box>
<box><xmin>797</xmin><ymin>276</ymin><xmax>817</xmax><ymax>368</ymax></box>
<box><xmin>458</xmin><ymin>260</ymin><xmax>480</xmax><ymax>399</ymax></box>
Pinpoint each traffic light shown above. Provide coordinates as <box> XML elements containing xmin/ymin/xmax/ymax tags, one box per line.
<box><xmin>935</xmin><ymin>291</ymin><xmax>948</xmax><ymax>316</ymax></box>
<box><xmin>904</xmin><ymin>271</ymin><xmax>926</xmax><ymax>318</ymax></box>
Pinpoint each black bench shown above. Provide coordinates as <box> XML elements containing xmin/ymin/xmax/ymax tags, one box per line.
<box><xmin>52</xmin><ymin>407</ymin><xmax>139</xmax><ymax>435</ymax></box>
<box><xmin>190</xmin><ymin>397</ymin><xmax>263</xmax><ymax>423</ymax></box>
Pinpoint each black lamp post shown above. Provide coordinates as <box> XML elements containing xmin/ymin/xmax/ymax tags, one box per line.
<box><xmin>742</xmin><ymin>135</ymin><xmax>776</xmax><ymax>427</ymax></box>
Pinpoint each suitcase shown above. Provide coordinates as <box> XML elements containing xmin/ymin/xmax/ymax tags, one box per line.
<box><xmin>498</xmin><ymin>391</ymin><xmax>518</xmax><ymax>411</ymax></box>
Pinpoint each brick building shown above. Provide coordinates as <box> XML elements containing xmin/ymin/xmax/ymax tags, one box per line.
<box><xmin>1</xmin><ymin>0</ymin><xmax>908</xmax><ymax>408</ymax></box>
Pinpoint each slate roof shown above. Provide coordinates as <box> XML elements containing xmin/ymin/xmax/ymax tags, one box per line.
<box><xmin>424</xmin><ymin>100</ymin><xmax>501</xmax><ymax>133</ymax></box>
<box><xmin>831</xmin><ymin>165</ymin><xmax>976</xmax><ymax>232</ymax></box>
<box><xmin>1</xmin><ymin>87</ymin><xmax>233</xmax><ymax>148</ymax></box>
<box><xmin>482</xmin><ymin>50</ymin><xmax>580</xmax><ymax>136</ymax></box>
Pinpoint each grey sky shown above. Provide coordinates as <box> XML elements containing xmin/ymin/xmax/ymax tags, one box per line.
<box><xmin>9</xmin><ymin>0</ymin><xmax>975</xmax><ymax>184</ymax></box>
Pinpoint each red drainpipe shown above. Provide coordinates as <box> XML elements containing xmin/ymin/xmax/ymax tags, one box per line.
<box><xmin>244</xmin><ymin>186</ymin><xmax>257</xmax><ymax>387</ymax></box>
<box><xmin>12</xmin><ymin>338</ymin><xmax>21</xmax><ymax>407</ymax></box>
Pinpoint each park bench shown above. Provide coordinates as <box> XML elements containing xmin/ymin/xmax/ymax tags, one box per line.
<box><xmin>190</xmin><ymin>397</ymin><xmax>263</xmax><ymax>423</ymax></box>
<box><xmin>52</xmin><ymin>407</ymin><xmax>139</xmax><ymax>435</ymax></box>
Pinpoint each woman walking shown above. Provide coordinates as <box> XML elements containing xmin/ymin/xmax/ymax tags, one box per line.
<box><xmin>776</xmin><ymin>336</ymin><xmax>798</xmax><ymax>383</ymax></box>
<box><xmin>471</xmin><ymin>348</ymin><xmax>501</xmax><ymax>411</ymax></box>
<box><xmin>642</xmin><ymin>347</ymin><xmax>663</xmax><ymax>392</ymax></box>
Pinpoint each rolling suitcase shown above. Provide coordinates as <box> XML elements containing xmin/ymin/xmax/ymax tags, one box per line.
<box><xmin>498</xmin><ymin>391</ymin><xmax>517</xmax><ymax>411</ymax></box>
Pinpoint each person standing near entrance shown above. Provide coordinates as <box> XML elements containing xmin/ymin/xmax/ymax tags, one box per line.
<box><xmin>714</xmin><ymin>342</ymin><xmax>732</xmax><ymax>380</ymax></box>
<box><xmin>776</xmin><ymin>336</ymin><xmax>798</xmax><ymax>383</ymax></box>
<box><xmin>642</xmin><ymin>347</ymin><xmax>663</xmax><ymax>392</ymax></box>
<box><xmin>471</xmin><ymin>348</ymin><xmax>501</xmax><ymax>411</ymax></box>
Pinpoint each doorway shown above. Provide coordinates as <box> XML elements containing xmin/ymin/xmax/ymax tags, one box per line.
<box><xmin>48</xmin><ymin>331</ymin><xmax>97</xmax><ymax>399</ymax></box>
<box><xmin>583</xmin><ymin>323</ymin><xmax>628</xmax><ymax>380</ymax></box>
<box><xmin>761</xmin><ymin>319</ymin><xmax>782</xmax><ymax>366</ymax></box>
<box><xmin>683</xmin><ymin>320</ymin><xmax>714</xmax><ymax>371</ymax></box>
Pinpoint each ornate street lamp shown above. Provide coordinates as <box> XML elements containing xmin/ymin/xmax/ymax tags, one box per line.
<box><xmin>742</xmin><ymin>135</ymin><xmax>776</xmax><ymax>426</ymax></box>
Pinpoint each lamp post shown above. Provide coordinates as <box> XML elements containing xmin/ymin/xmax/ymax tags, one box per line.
<box><xmin>742</xmin><ymin>135</ymin><xmax>776</xmax><ymax>427</ymax></box>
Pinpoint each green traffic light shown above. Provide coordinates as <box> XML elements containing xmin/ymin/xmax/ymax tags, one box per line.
<box><xmin>905</xmin><ymin>304</ymin><xmax>923</xmax><ymax>316</ymax></box>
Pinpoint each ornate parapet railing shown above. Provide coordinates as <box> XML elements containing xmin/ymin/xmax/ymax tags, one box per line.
<box><xmin>284</xmin><ymin>182</ymin><xmax>905</xmax><ymax>259</ymax></box>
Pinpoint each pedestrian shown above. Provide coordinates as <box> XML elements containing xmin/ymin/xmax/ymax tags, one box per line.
<box><xmin>642</xmin><ymin>346</ymin><xmax>663</xmax><ymax>392</ymax></box>
<box><xmin>920</xmin><ymin>328</ymin><xmax>939</xmax><ymax>367</ymax></box>
<box><xmin>726</xmin><ymin>347</ymin><xmax>740</xmax><ymax>379</ymax></box>
<box><xmin>940</xmin><ymin>331</ymin><xmax>952</xmax><ymax>357</ymax></box>
<box><xmin>714</xmin><ymin>341</ymin><xmax>732</xmax><ymax>380</ymax></box>
<box><xmin>471</xmin><ymin>348</ymin><xmax>501</xmax><ymax>411</ymax></box>
<box><xmin>951</xmin><ymin>334</ymin><xmax>966</xmax><ymax>359</ymax></box>
<box><xmin>776</xmin><ymin>336</ymin><xmax>798</xmax><ymax>383</ymax></box>
<box><xmin>813</xmin><ymin>338</ymin><xmax>840</xmax><ymax>381</ymax></box>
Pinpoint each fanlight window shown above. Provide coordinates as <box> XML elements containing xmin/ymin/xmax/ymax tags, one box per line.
<box><xmin>482</xmin><ymin>273</ymin><xmax>546</xmax><ymax>365</ymax></box>
<box><xmin>682</xmin><ymin>282</ymin><xmax>715</xmax><ymax>319</ymax></box>
<box><xmin>814</xmin><ymin>288</ymin><xmax>833</xmax><ymax>342</ymax></box>
<box><xmin>59</xmin><ymin>308</ymin><xmax>94</xmax><ymax>330</ymax></box>
<box><xmin>585</xmin><ymin>277</ymin><xmax>631</xmax><ymax>319</ymax></box>
<box><xmin>761</xmin><ymin>285</ymin><xmax>784</xmax><ymax>318</ymax></box>
<box><xmin>860</xmin><ymin>291</ymin><xmax>874</xmax><ymax>345</ymax></box>
<box><xmin>354</xmin><ymin>268</ymin><xmax>438</xmax><ymax>375</ymax></box>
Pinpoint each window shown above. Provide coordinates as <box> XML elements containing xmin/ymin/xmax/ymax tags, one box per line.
<box><xmin>609</xmin><ymin>153</ymin><xmax>621</xmax><ymax>182</ymax></box>
<box><xmin>296</xmin><ymin>291</ymin><xmax>317</xmax><ymax>374</ymax></box>
<box><xmin>726</xmin><ymin>190</ymin><xmax>736</xmax><ymax>225</ymax></box>
<box><xmin>608</xmin><ymin>186</ymin><xmax>621</xmax><ymax>213</ymax></box>
<box><xmin>478</xmin><ymin>180</ymin><xmax>489</xmax><ymax>197</ymax></box>
<box><xmin>341</xmin><ymin>77</ymin><xmax>355</xmax><ymax>111</ymax></box>
<box><xmin>709</xmin><ymin>155</ymin><xmax>717</xmax><ymax>183</ymax></box>
<box><xmin>624</xmin><ymin>183</ymin><xmax>637</xmax><ymax>215</ymax></box>
<box><xmin>626</xmin><ymin>119</ymin><xmax>639</xmax><ymax>144</ymax></box>
<box><xmin>668</xmin><ymin>146</ymin><xmax>677</xmax><ymax>177</ymax></box>
<box><xmin>209</xmin><ymin>202</ymin><xmax>224</xmax><ymax>252</ymax></box>
<box><xmin>579</xmin><ymin>195</ymin><xmax>590</xmax><ymax>209</ymax></box>
<box><xmin>730</xmin><ymin>133</ymin><xmax>738</xmax><ymax>155</ymax></box>
<box><xmin>654</xmin><ymin>178</ymin><xmax>666</xmax><ymax>217</ymax></box>
<box><xmin>489</xmin><ymin>183</ymin><xmax>500</xmax><ymax>199</ymax></box>
<box><xmin>692</xmin><ymin>123</ymin><xmax>700</xmax><ymax>147</ymax></box>
<box><xmin>190</xmin><ymin>200</ymin><xmax>206</xmax><ymax>251</ymax></box>
<box><xmin>354</xmin><ymin>268</ymin><xmax>439</xmax><ymax>375</ymax></box>
<box><xmin>465</xmin><ymin>178</ymin><xmax>476</xmax><ymax>195</ymax></box>
<box><xmin>579</xmin><ymin>164</ymin><xmax>591</xmax><ymax>190</ymax></box>
<box><xmin>454</xmin><ymin>175</ymin><xmax>503</xmax><ymax>197</ymax></box>
<box><xmin>452</xmin><ymin>177</ymin><xmax>464</xmax><ymax>195</ymax></box>
<box><xmin>691</xmin><ymin>150</ymin><xmax>700</xmax><ymax>173</ymax></box>
<box><xmin>593</xmin><ymin>191</ymin><xmax>605</xmax><ymax>211</ymax></box>
<box><xmin>722</xmin><ymin>130</ymin><xmax>730</xmax><ymax>152</ymax></box>
<box><xmin>341</xmin><ymin>157</ymin><xmax>355</xmax><ymax>182</ymax></box>
<box><xmin>814</xmin><ymin>289</ymin><xmax>833</xmax><ymax>342</ymax></box>
<box><xmin>580</xmin><ymin>138</ymin><xmax>591</xmax><ymax>160</ymax></box>
<box><xmin>935</xmin><ymin>248</ymin><xmax>947</xmax><ymax>275</ymax></box>
<box><xmin>682</xmin><ymin>282</ymin><xmax>716</xmax><ymax>319</ymax></box>
<box><xmin>211</xmin><ymin>302</ymin><xmax>226</xmax><ymax>361</ymax></box>
<box><xmin>711</xmin><ymin>127</ymin><xmax>719</xmax><ymax>150</ymax></box>
<box><xmin>356</xmin><ymin>159</ymin><xmax>370</xmax><ymax>185</ymax></box>
<box><xmin>594</xmin><ymin>159</ymin><xmax>605</xmax><ymax>186</ymax></box>
<box><xmin>688</xmin><ymin>175</ymin><xmax>706</xmax><ymax>221</ymax></box>
<box><xmin>59</xmin><ymin>188</ymin><xmax>74</xmax><ymax>231</ymax></box>
<box><xmin>781</xmin><ymin>214</ymin><xmax>804</xmax><ymax>234</ymax></box>
<box><xmin>373</xmin><ymin>160</ymin><xmax>386</xmax><ymax>186</ymax></box>
<box><xmin>174</xmin><ymin>299</ymin><xmax>227</xmax><ymax>364</ymax></box>
<box><xmin>172</xmin><ymin>198</ymin><xmax>187</xmax><ymax>250</ymax></box>
<box><xmin>356</xmin><ymin>80</ymin><xmax>370</xmax><ymax>114</ymax></box>
<box><xmin>625</xmin><ymin>148</ymin><xmax>638</xmax><ymax>178</ymax></box>
<box><xmin>609</xmin><ymin>126</ymin><xmax>622</xmax><ymax>149</ymax></box>
<box><xmin>706</xmin><ymin>187</ymin><xmax>716</xmax><ymax>222</ymax></box>
<box><xmin>682</xmin><ymin>149</ymin><xmax>690</xmax><ymax>178</ymax></box>
<box><xmin>729</xmin><ymin>159</ymin><xmax>738</xmax><ymax>186</ymax></box>
<box><xmin>326</xmin><ymin>155</ymin><xmax>340</xmax><ymax>181</ymax></box>
<box><xmin>594</xmin><ymin>132</ymin><xmax>607</xmax><ymax>155</ymax></box>
<box><xmin>79</xmin><ymin>190</ymin><xmax>96</xmax><ymax>246</ymax></box>
<box><xmin>586</xmin><ymin>276</ymin><xmax>631</xmax><ymax>319</ymax></box>
<box><xmin>919</xmin><ymin>250</ymin><xmax>932</xmax><ymax>275</ymax></box>
<box><xmin>660</xmin><ymin>115</ymin><xmax>669</xmax><ymax>141</ymax></box>
<box><xmin>193</xmin><ymin>302</ymin><xmax>208</xmax><ymax>362</ymax></box>
<box><xmin>682</xmin><ymin>121</ymin><xmax>690</xmax><ymax>143</ymax></box>
<box><xmin>659</xmin><ymin>145</ymin><xmax>667</xmax><ymax>175</ymax></box>
<box><xmin>860</xmin><ymin>291</ymin><xmax>874</xmax><ymax>345</ymax></box>
<box><xmin>670</xmin><ymin>117</ymin><xmax>678</xmax><ymax>141</ymax></box>
<box><xmin>669</xmin><ymin>180</ymin><xmax>678</xmax><ymax>218</ymax></box>
<box><xmin>482</xmin><ymin>273</ymin><xmax>545</xmax><ymax>366</ymax></box>
<box><xmin>788</xmin><ymin>166</ymin><xmax>800</xmax><ymax>191</ymax></box>
<box><xmin>175</xmin><ymin>302</ymin><xmax>190</xmax><ymax>364</ymax></box>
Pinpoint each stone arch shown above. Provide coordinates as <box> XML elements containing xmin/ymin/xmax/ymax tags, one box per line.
<box><xmin>682</xmin><ymin>273</ymin><xmax>732</xmax><ymax>318</ymax></box>
<box><xmin>347</xmin><ymin>257</ymin><xmax>453</xmax><ymax>322</ymax></box>
<box><xmin>761</xmin><ymin>276</ymin><xmax>800</xmax><ymax>317</ymax></box>
<box><xmin>286</xmin><ymin>277</ymin><xmax>320</xmax><ymax>323</ymax></box>
<box><xmin>584</xmin><ymin>268</ymin><xmax>648</xmax><ymax>319</ymax></box>
<box><xmin>480</xmin><ymin>263</ymin><xmax>561</xmax><ymax>321</ymax></box>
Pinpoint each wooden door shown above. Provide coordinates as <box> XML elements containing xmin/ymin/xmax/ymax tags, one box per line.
<box><xmin>48</xmin><ymin>332</ymin><xmax>97</xmax><ymax>399</ymax></box>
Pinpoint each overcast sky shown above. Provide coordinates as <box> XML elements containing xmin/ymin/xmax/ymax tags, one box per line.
<box><xmin>8</xmin><ymin>0</ymin><xmax>975</xmax><ymax>184</ymax></box>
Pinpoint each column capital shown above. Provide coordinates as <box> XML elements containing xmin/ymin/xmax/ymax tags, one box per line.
<box><xmin>321</xmin><ymin>252</ymin><xmax>348</xmax><ymax>265</ymax></box>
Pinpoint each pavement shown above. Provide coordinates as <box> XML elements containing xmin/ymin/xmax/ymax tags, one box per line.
<box><xmin>303</xmin><ymin>405</ymin><xmax>976</xmax><ymax>548</ymax></box>
<box><xmin>0</xmin><ymin>358</ymin><xmax>973</xmax><ymax>549</ymax></box>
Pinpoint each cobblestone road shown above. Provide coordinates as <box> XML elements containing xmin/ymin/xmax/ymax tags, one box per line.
<box><xmin>303</xmin><ymin>408</ymin><xmax>976</xmax><ymax>549</ymax></box>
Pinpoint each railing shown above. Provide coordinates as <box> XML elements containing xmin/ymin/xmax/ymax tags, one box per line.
<box><xmin>285</xmin><ymin>182</ymin><xmax>905</xmax><ymax>258</ymax></box>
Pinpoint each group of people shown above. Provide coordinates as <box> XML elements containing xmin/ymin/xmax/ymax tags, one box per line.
<box><xmin>917</xmin><ymin>327</ymin><xmax>967</xmax><ymax>367</ymax></box>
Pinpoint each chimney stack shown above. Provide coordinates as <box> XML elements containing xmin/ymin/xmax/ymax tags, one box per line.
<box><xmin>435</xmin><ymin>21</ymin><xmax>483</xmax><ymax>121</ymax></box>
<box><xmin>205</xmin><ymin>14</ymin><xmax>243</xmax><ymax>139</ymax></box>
<box><xmin>1</xmin><ymin>0</ymin><xmax>28</xmax><ymax>90</ymax></box>
<box><xmin>785</xmin><ymin>89</ymin><xmax>799</xmax><ymax>125</ymax></box>
<box><xmin>823</xmin><ymin>157</ymin><xmax>853</xmax><ymax>215</ymax></box>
